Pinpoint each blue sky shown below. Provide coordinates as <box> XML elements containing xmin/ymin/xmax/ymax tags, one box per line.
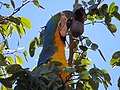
<box><xmin>1</xmin><ymin>0</ymin><xmax>120</xmax><ymax>90</ymax></box>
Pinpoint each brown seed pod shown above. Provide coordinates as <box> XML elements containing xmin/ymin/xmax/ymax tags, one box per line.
<box><xmin>71</xmin><ymin>20</ymin><xmax>84</xmax><ymax>37</ymax></box>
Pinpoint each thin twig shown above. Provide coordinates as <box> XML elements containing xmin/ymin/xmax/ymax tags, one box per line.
<box><xmin>10</xmin><ymin>1</ymin><xmax>30</xmax><ymax>16</ymax></box>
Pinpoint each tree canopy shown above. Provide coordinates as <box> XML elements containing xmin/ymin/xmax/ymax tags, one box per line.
<box><xmin>0</xmin><ymin>0</ymin><xmax>120</xmax><ymax>90</ymax></box>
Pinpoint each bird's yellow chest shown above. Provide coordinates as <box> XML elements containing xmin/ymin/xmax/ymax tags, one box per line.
<box><xmin>51</xmin><ymin>27</ymin><xmax>68</xmax><ymax>66</ymax></box>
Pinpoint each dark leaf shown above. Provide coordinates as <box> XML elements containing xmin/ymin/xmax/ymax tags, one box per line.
<box><xmin>107</xmin><ymin>23</ymin><xmax>117</xmax><ymax>33</ymax></box>
<box><xmin>10</xmin><ymin>0</ymin><xmax>15</xmax><ymax>9</ymax></box>
<box><xmin>88</xmin><ymin>0</ymin><xmax>94</xmax><ymax>5</ymax></box>
<box><xmin>82</xmin><ymin>1</ymin><xmax>87</xmax><ymax>7</ymax></box>
<box><xmin>79</xmin><ymin>45</ymin><xmax>88</xmax><ymax>51</ymax></box>
<box><xmin>91</xmin><ymin>43</ymin><xmax>98</xmax><ymax>51</ymax></box>
<box><xmin>98</xmin><ymin>49</ymin><xmax>106</xmax><ymax>62</ymax></box>
<box><xmin>0</xmin><ymin>53</ymin><xmax>5</xmax><ymax>63</ymax></box>
<box><xmin>0</xmin><ymin>79</ymin><xmax>12</xmax><ymax>88</ymax></box>
<box><xmin>112</xmin><ymin>12</ymin><xmax>120</xmax><ymax>21</ymax></box>
<box><xmin>118</xmin><ymin>77</ymin><xmax>120</xmax><ymax>88</ymax></box>
<box><xmin>51</xmin><ymin>60</ymin><xmax>62</xmax><ymax>66</ymax></box>
<box><xmin>86</xmin><ymin>39</ymin><xmax>92</xmax><ymax>46</ymax></box>
<box><xmin>62</xmin><ymin>67</ymin><xmax>76</xmax><ymax>73</ymax></box>
<box><xmin>112</xmin><ymin>51</ymin><xmax>120</xmax><ymax>59</ymax></box>
<box><xmin>5</xmin><ymin>64</ymin><xmax>22</xmax><ymax>74</ymax></box>
<box><xmin>105</xmin><ymin>14</ymin><xmax>111</xmax><ymax>24</ymax></box>
<box><xmin>29</xmin><ymin>39</ymin><xmax>36</xmax><ymax>57</ymax></box>
<box><xmin>89</xmin><ymin>78</ymin><xmax>99</xmax><ymax>90</ymax></box>
<box><xmin>9</xmin><ymin>16</ymin><xmax>20</xmax><ymax>25</ymax></box>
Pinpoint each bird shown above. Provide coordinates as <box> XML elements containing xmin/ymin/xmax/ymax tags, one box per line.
<box><xmin>37</xmin><ymin>7</ymin><xmax>86</xmax><ymax>80</ymax></box>
<box><xmin>37</xmin><ymin>11</ymin><xmax>73</xmax><ymax>80</ymax></box>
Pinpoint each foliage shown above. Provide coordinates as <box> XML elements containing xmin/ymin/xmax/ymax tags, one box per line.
<box><xmin>0</xmin><ymin>0</ymin><xmax>120</xmax><ymax>90</ymax></box>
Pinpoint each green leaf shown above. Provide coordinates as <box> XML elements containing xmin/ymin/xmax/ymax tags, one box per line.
<box><xmin>112</xmin><ymin>6</ymin><xmax>119</xmax><ymax>13</ymax></box>
<box><xmin>62</xmin><ymin>67</ymin><xmax>76</xmax><ymax>73</ymax></box>
<box><xmin>23</xmin><ymin>51</ymin><xmax>28</xmax><ymax>62</ymax></box>
<box><xmin>12</xmin><ymin>24</ymin><xmax>25</xmax><ymax>38</ymax></box>
<box><xmin>29</xmin><ymin>39</ymin><xmax>36</xmax><ymax>57</ymax></box>
<box><xmin>98</xmin><ymin>49</ymin><xmax>106</xmax><ymax>62</ymax></box>
<box><xmin>5</xmin><ymin>64</ymin><xmax>22</xmax><ymax>74</ymax></box>
<box><xmin>99</xmin><ymin>4</ymin><xmax>108</xmax><ymax>15</ymax></box>
<box><xmin>112</xmin><ymin>51</ymin><xmax>120</xmax><ymax>59</ymax></box>
<box><xmin>91</xmin><ymin>43</ymin><xmax>98</xmax><ymax>51</ymax></box>
<box><xmin>81</xmin><ymin>59</ymin><xmax>91</xmax><ymax>66</ymax></box>
<box><xmin>1</xmin><ymin>85</ymin><xmax>12</xmax><ymax>90</ymax></box>
<box><xmin>112</xmin><ymin>12</ymin><xmax>120</xmax><ymax>21</ymax></box>
<box><xmin>51</xmin><ymin>60</ymin><xmax>62</xmax><ymax>66</ymax></box>
<box><xmin>19</xmin><ymin>17</ymin><xmax>32</xmax><ymax>29</ymax></box>
<box><xmin>10</xmin><ymin>0</ymin><xmax>15</xmax><ymax>9</ymax></box>
<box><xmin>108</xmin><ymin>23</ymin><xmax>117</xmax><ymax>33</ymax></box>
<box><xmin>88</xmin><ymin>0</ymin><xmax>94</xmax><ymax>5</ymax></box>
<box><xmin>79</xmin><ymin>45</ymin><xmax>88</xmax><ymax>51</ymax></box>
<box><xmin>86</xmin><ymin>39</ymin><xmax>92</xmax><ymax>46</ymax></box>
<box><xmin>6</xmin><ymin>56</ymin><xmax>14</xmax><ymax>64</ymax></box>
<box><xmin>33</xmin><ymin>0</ymin><xmax>45</xmax><ymax>9</ymax></box>
<box><xmin>16</xmin><ymin>56</ymin><xmax>23</xmax><ymax>65</ymax></box>
<box><xmin>82</xmin><ymin>1</ymin><xmax>87</xmax><ymax>7</ymax></box>
<box><xmin>9</xmin><ymin>16</ymin><xmax>20</xmax><ymax>25</ymax></box>
<box><xmin>105</xmin><ymin>14</ymin><xmax>111</xmax><ymax>24</ymax></box>
<box><xmin>108</xmin><ymin>2</ymin><xmax>115</xmax><ymax>14</ymax></box>
<box><xmin>110</xmin><ymin>58</ymin><xmax>120</xmax><ymax>67</ymax></box>
<box><xmin>3</xmin><ymin>3</ymin><xmax>10</xmax><ymax>9</ymax></box>
<box><xmin>89</xmin><ymin>78</ymin><xmax>99</xmax><ymax>90</ymax></box>
<box><xmin>0</xmin><ymin>54</ymin><xmax>5</xmax><ymax>63</ymax></box>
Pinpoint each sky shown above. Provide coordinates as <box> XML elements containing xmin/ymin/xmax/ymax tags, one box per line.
<box><xmin>1</xmin><ymin>0</ymin><xmax>120</xmax><ymax>90</ymax></box>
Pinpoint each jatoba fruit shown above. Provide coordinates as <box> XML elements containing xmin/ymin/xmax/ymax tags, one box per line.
<box><xmin>71</xmin><ymin>20</ymin><xmax>84</xmax><ymax>37</ymax></box>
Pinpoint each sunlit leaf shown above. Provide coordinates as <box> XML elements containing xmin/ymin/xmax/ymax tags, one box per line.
<box><xmin>110</xmin><ymin>58</ymin><xmax>120</xmax><ymax>67</ymax></box>
<box><xmin>6</xmin><ymin>56</ymin><xmax>14</xmax><ymax>64</ymax></box>
<box><xmin>29</xmin><ymin>39</ymin><xmax>36</xmax><ymax>57</ymax></box>
<box><xmin>33</xmin><ymin>0</ymin><xmax>45</xmax><ymax>9</ymax></box>
<box><xmin>81</xmin><ymin>59</ymin><xmax>91</xmax><ymax>66</ymax></box>
<box><xmin>19</xmin><ymin>17</ymin><xmax>32</xmax><ymax>29</ymax></box>
<box><xmin>16</xmin><ymin>56</ymin><xmax>23</xmax><ymax>65</ymax></box>
<box><xmin>112</xmin><ymin>6</ymin><xmax>119</xmax><ymax>13</ymax></box>
<box><xmin>108</xmin><ymin>2</ymin><xmax>115</xmax><ymax>14</ymax></box>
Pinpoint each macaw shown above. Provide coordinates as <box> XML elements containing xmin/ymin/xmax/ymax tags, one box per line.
<box><xmin>37</xmin><ymin>11</ymin><xmax>72</xmax><ymax>79</ymax></box>
<box><xmin>37</xmin><ymin>7</ymin><xmax>86</xmax><ymax>80</ymax></box>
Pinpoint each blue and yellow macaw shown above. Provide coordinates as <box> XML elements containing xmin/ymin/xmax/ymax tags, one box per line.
<box><xmin>37</xmin><ymin>11</ymin><xmax>72</xmax><ymax>79</ymax></box>
<box><xmin>37</xmin><ymin>7</ymin><xmax>86</xmax><ymax>80</ymax></box>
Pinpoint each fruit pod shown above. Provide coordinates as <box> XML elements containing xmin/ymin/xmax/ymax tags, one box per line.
<box><xmin>71</xmin><ymin>20</ymin><xmax>84</xmax><ymax>37</ymax></box>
